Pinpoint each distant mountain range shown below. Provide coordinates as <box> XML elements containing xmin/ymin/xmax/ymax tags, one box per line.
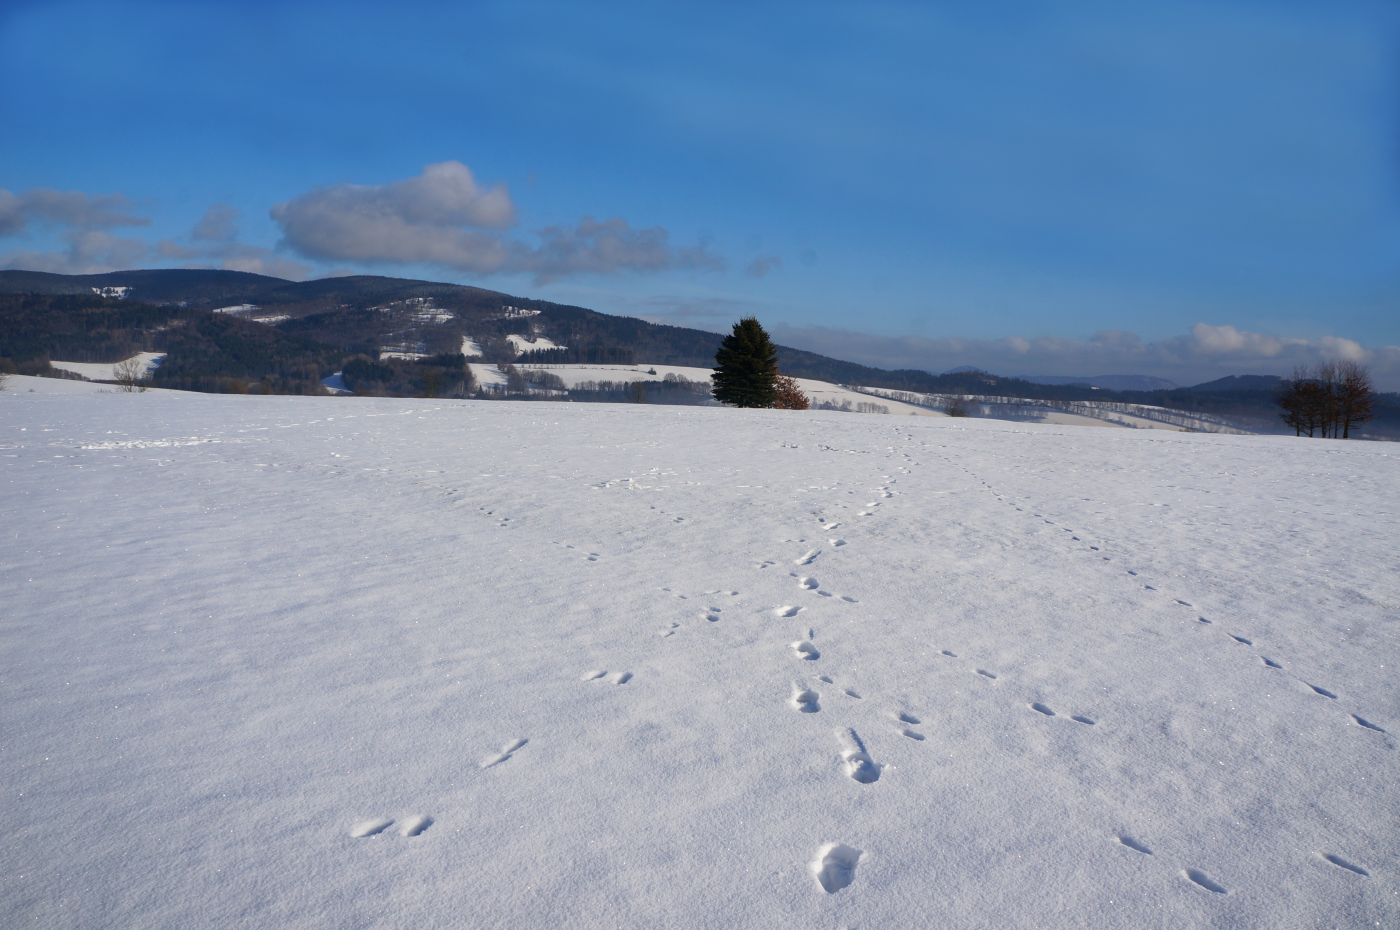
<box><xmin>1</xmin><ymin>268</ymin><xmax>1393</xmax><ymax>436</ymax></box>
<box><xmin>1017</xmin><ymin>374</ymin><xmax>1181</xmax><ymax>392</ymax></box>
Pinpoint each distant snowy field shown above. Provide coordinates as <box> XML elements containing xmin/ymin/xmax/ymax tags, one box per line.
<box><xmin>2</xmin><ymin>389</ymin><xmax>1396</xmax><ymax>929</ymax></box>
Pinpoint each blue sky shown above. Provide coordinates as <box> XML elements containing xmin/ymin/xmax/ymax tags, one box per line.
<box><xmin>3</xmin><ymin>0</ymin><xmax>1398</xmax><ymax>386</ymax></box>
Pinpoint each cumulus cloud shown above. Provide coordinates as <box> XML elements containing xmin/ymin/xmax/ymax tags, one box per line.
<box><xmin>767</xmin><ymin>322</ymin><xmax>1400</xmax><ymax>391</ymax></box>
<box><xmin>271</xmin><ymin>162</ymin><xmax>722</xmax><ymax>283</ymax></box>
<box><xmin>270</xmin><ymin>161</ymin><xmax>514</xmax><ymax>271</ymax></box>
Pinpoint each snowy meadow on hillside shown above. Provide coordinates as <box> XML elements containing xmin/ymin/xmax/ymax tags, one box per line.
<box><xmin>3</xmin><ymin>390</ymin><xmax>1396</xmax><ymax>929</ymax></box>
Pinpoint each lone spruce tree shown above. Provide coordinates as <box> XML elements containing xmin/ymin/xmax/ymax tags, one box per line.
<box><xmin>712</xmin><ymin>317</ymin><xmax>779</xmax><ymax>407</ymax></box>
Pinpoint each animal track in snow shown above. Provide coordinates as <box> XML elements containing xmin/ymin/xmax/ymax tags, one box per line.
<box><xmin>797</xmin><ymin>576</ymin><xmax>819</xmax><ymax>589</ymax></box>
<box><xmin>811</xmin><ymin>843</ymin><xmax>863</xmax><ymax>893</ymax></box>
<box><xmin>830</xmin><ymin>538</ymin><xmax>846</xmax><ymax>546</ymax></box>
<box><xmin>481</xmin><ymin>738</ymin><xmax>528</xmax><ymax>768</ymax></box>
<box><xmin>703</xmin><ymin>608</ymin><xmax>721</xmax><ymax>622</ymax></box>
<box><xmin>1071</xmin><ymin>715</ymin><xmax>1096</xmax><ymax>726</ymax></box>
<box><xmin>838</xmin><ymin>728</ymin><xmax>880</xmax><ymax>783</ymax></box>
<box><xmin>755</xmin><ymin>560</ymin><xmax>776</xmax><ymax>570</ymax></box>
<box><xmin>1183</xmin><ymin>869</ymin><xmax>1227</xmax><ymax>894</ymax></box>
<box><xmin>817</xmin><ymin>675</ymin><xmax>834</xmax><ymax>684</ymax></box>
<box><xmin>795</xmin><ymin>549</ymin><xmax>821</xmax><ymax>565</ymax></box>
<box><xmin>895</xmin><ymin>712</ymin><xmax>921</xmax><ymax>725</ymax></box>
<box><xmin>843</xmin><ymin>689</ymin><xmax>862</xmax><ymax>699</ymax></box>
<box><xmin>899</xmin><ymin>727</ymin><xmax>925</xmax><ymax>740</ymax></box>
<box><xmin>840</xmin><ymin>595</ymin><xmax>858</xmax><ymax>603</ymax></box>
<box><xmin>351</xmin><ymin>818</ymin><xmax>394</xmax><ymax>838</ymax></box>
<box><xmin>774</xmin><ymin>605</ymin><xmax>803</xmax><ymax>618</ymax></box>
<box><xmin>1198</xmin><ymin>617</ymin><xmax>1212</xmax><ymax>624</ymax></box>
<box><xmin>792</xmin><ymin>641</ymin><xmax>820</xmax><ymax>660</ymax></box>
<box><xmin>1117</xmin><ymin>836</ymin><xmax>1152</xmax><ymax>855</ymax></box>
<box><xmin>976</xmin><ymin>669</ymin><xmax>998</xmax><ymax>680</ymax></box>
<box><xmin>940</xmin><ymin>650</ymin><xmax>957</xmax><ymax>658</ymax></box>
<box><xmin>400</xmin><ymin>815</ymin><xmax>433</xmax><ymax>837</ymax></box>
<box><xmin>1319</xmin><ymin>853</ymin><xmax>1369</xmax><ymax>877</ymax></box>
<box><xmin>1228</xmin><ymin>634</ymin><xmax>1252</xmax><ymax>645</ymax></box>
<box><xmin>581</xmin><ymin>669</ymin><xmax>608</xmax><ymax>680</ymax></box>
<box><xmin>1308</xmin><ymin>684</ymin><xmax>1337</xmax><ymax>699</ymax></box>
<box><xmin>1030</xmin><ymin>702</ymin><xmax>1056</xmax><ymax>716</ymax></box>
<box><xmin>1351</xmin><ymin>715</ymin><xmax>1385</xmax><ymax>732</ymax></box>
<box><xmin>790</xmin><ymin>684</ymin><xmax>821</xmax><ymax>713</ymax></box>
<box><xmin>610</xmin><ymin>671</ymin><xmax>632</xmax><ymax>684</ymax></box>
<box><xmin>1261</xmin><ymin>657</ymin><xmax>1283</xmax><ymax>669</ymax></box>
<box><xmin>1176</xmin><ymin>599</ymin><xmax>1193</xmax><ymax>607</ymax></box>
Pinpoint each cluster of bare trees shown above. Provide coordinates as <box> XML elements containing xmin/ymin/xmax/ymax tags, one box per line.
<box><xmin>1276</xmin><ymin>361</ymin><xmax>1374</xmax><ymax>438</ymax></box>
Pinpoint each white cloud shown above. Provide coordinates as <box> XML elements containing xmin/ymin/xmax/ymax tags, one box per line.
<box><xmin>767</xmin><ymin>322</ymin><xmax>1400</xmax><ymax>390</ymax></box>
<box><xmin>0</xmin><ymin>187</ymin><xmax>149</xmax><ymax>236</ymax></box>
<box><xmin>271</xmin><ymin>162</ymin><xmax>722</xmax><ymax>283</ymax></box>
<box><xmin>0</xmin><ymin>187</ymin><xmax>154</xmax><ymax>273</ymax></box>
<box><xmin>1</xmin><ymin>230</ymin><xmax>149</xmax><ymax>275</ymax></box>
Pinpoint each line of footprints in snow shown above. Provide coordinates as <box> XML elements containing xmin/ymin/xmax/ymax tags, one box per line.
<box><xmin>915</xmin><ymin>445</ymin><xmax>1384</xmax><ymax>890</ymax></box>
<box><xmin>936</xmin><ymin>448</ymin><xmax>1387</xmax><ymax>738</ymax></box>
<box><xmin>793</xmin><ymin>451</ymin><xmax>1378</xmax><ymax>894</ymax></box>
<box><xmin>358</xmin><ymin>454</ymin><xmax>1379</xmax><ymax>892</ymax></box>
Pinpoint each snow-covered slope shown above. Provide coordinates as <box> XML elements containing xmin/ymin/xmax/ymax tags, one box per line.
<box><xmin>506</xmin><ymin>333</ymin><xmax>564</xmax><ymax>353</ymax></box>
<box><xmin>49</xmin><ymin>352</ymin><xmax>165</xmax><ymax>382</ymax></box>
<box><xmin>2</xmin><ymin>391</ymin><xmax>1395</xmax><ymax>929</ymax></box>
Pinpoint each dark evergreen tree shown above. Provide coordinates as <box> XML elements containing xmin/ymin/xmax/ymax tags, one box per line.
<box><xmin>712</xmin><ymin>317</ymin><xmax>778</xmax><ymax>407</ymax></box>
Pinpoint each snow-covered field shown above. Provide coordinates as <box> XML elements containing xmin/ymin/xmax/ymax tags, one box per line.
<box><xmin>2</xmin><ymin>390</ymin><xmax>1396</xmax><ymax>929</ymax></box>
<box><xmin>505</xmin><ymin>334</ymin><xmax>564</xmax><ymax>353</ymax></box>
<box><xmin>49</xmin><ymin>352</ymin><xmax>165</xmax><ymax>382</ymax></box>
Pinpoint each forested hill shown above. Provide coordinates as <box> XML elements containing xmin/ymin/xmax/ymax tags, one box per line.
<box><xmin>0</xmin><ymin>269</ymin><xmax>1220</xmax><ymax>401</ymax></box>
<box><xmin>4</xmin><ymin>268</ymin><xmax>1374</xmax><ymax>427</ymax></box>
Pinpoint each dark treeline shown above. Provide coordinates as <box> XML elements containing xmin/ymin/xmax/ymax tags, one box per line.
<box><xmin>0</xmin><ymin>293</ymin><xmax>345</xmax><ymax>395</ymax></box>
<box><xmin>0</xmin><ymin>293</ymin><xmax>193</xmax><ymax>363</ymax></box>
<box><xmin>150</xmin><ymin>314</ymin><xmax>344</xmax><ymax>395</ymax></box>
<box><xmin>564</xmin><ymin>374</ymin><xmax>714</xmax><ymax>406</ymax></box>
<box><xmin>516</xmin><ymin>345</ymin><xmax>636</xmax><ymax>365</ymax></box>
<box><xmin>341</xmin><ymin>353</ymin><xmax>474</xmax><ymax>398</ymax></box>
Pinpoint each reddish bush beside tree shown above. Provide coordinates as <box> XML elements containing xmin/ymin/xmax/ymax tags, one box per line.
<box><xmin>774</xmin><ymin>373</ymin><xmax>810</xmax><ymax>410</ymax></box>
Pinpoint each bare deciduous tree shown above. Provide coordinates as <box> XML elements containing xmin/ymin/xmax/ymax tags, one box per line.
<box><xmin>112</xmin><ymin>356</ymin><xmax>151</xmax><ymax>393</ymax></box>
<box><xmin>1277</xmin><ymin>362</ymin><xmax>1374</xmax><ymax>438</ymax></box>
<box><xmin>1336</xmin><ymin>360</ymin><xmax>1375</xmax><ymax>439</ymax></box>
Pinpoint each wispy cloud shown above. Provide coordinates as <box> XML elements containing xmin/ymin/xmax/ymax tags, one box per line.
<box><xmin>271</xmin><ymin>161</ymin><xmax>723</xmax><ymax>283</ymax></box>
<box><xmin>746</xmin><ymin>254</ymin><xmax>782</xmax><ymax>278</ymax></box>
<box><xmin>0</xmin><ymin>187</ymin><xmax>152</xmax><ymax>273</ymax></box>
<box><xmin>157</xmin><ymin>205</ymin><xmax>313</xmax><ymax>280</ymax></box>
<box><xmin>769</xmin><ymin>322</ymin><xmax>1400</xmax><ymax>390</ymax></box>
<box><xmin>0</xmin><ymin>187</ymin><xmax>150</xmax><ymax>237</ymax></box>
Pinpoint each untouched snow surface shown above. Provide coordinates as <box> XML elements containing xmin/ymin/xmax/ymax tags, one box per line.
<box><xmin>49</xmin><ymin>352</ymin><xmax>165</xmax><ymax>382</ymax></box>
<box><xmin>2</xmin><ymin>391</ymin><xmax>1397</xmax><ymax>929</ymax></box>
<box><xmin>506</xmin><ymin>334</ymin><xmax>564</xmax><ymax>353</ymax></box>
